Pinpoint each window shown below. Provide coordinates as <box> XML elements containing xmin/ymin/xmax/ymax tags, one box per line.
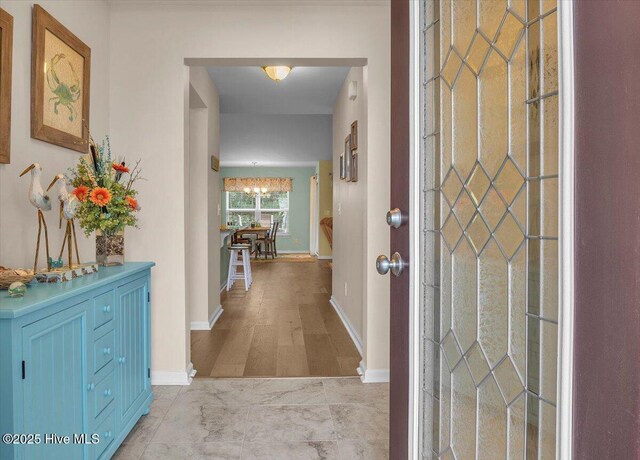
<box><xmin>226</xmin><ymin>191</ymin><xmax>289</xmax><ymax>233</ymax></box>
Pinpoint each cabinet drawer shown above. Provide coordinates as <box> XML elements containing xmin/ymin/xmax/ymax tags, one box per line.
<box><xmin>93</xmin><ymin>330</ymin><xmax>115</xmax><ymax>373</ymax></box>
<box><xmin>93</xmin><ymin>409</ymin><xmax>116</xmax><ymax>459</ymax></box>
<box><xmin>90</xmin><ymin>371</ymin><xmax>115</xmax><ymax>420</ymax></box>
<box><xmin>93</xmin><ymin>290</ymin><xmax>115</xmax><ymax>330</ymax></box>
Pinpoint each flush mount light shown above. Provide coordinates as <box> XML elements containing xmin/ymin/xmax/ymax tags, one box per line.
<box><xmin>262</xmin><ymin>66</ymin><xmax>292</xmax><ymax>82</ymax></box>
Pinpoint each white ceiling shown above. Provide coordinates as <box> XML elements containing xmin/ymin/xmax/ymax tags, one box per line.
<box><xmin>207</xmin><ymin>66</ymin><xmax>350</xmax><ymax>114</ymax></box>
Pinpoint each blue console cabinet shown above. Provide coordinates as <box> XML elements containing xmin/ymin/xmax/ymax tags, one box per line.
<box><xmin>0</xmin><ymin>262</ymin><xmax>155</xmax><ymax>460</ymax></box>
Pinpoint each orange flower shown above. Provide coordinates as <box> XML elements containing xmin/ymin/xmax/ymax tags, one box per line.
<box><xmin>112</xmin><ymin>162</ymin><xmax>129</xmax><ymax>174</ymax></box>
<box><xmin>72</xmin><ymin>185</ymin><xmax>89</xmax><ymax>201</ymax></box>
<box><xmin>125</xmin><ymin>195</ymin><xmax>138</xmax><ymax>211</ymax></box>
<box><xmin>89</xmin><ymin>187</ymin><xmax>112</xmax><ymax>206</ymax></box>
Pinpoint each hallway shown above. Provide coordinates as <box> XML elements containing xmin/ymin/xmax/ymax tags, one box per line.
<box><xmin>113</xmin><ymin>378</ymin><xmax>389</xmax><ymax>459</ymax></box>
<box><xmin>191</xmin><ymin>259</ymin><xmax>361</xmax><ymax>377</ymax></box>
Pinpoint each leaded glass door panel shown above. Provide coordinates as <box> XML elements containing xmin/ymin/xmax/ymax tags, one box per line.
<box><xmin>419</xmin><ymin>0</ymin><xmax>560</xmax><ymax>458</ymax></box>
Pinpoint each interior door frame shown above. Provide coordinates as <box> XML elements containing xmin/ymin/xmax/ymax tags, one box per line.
<box><xmin>405</xmin><ymin>1</ymin><xmax>576</xmax><ymax>458</ymax></box>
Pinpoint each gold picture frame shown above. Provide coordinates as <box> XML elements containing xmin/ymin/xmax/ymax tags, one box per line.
<box><xmin>344</xmin><ymin>134</ymin><xmax>352</xmax><ymax>181</ymax></box>
<box><xmin>0</xmin><ymin>8</ymin><xmax>13</xmax><ymax>164</ymax></box>
<box><xmin>350</xmin><ymin>120</ymin><xmax>358</xmax><ymax>151</ymax></box>
<box><xmin>31</xmin><ymin>5</ymin><xmax>91</xmax><ymax>153</ymax></box>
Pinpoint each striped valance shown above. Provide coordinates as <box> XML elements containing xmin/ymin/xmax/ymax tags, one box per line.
<box><xmin>223</xmin><ymin>177</ymin><xmax>293</xmax><ymax>193</ymax></box>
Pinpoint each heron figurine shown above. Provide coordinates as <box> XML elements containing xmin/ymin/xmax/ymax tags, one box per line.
<box><xmin>19</xmin><ymin>163</ymin><xmax>52</xmax><ymax>272</ymax></box>
<box><xmin>47</xmin><ymin>174</ymin><xmax>81</xmax><ymax>269</ymax></box>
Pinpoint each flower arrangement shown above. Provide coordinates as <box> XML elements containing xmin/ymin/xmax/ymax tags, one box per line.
<box><xmin>68</xmin><ymin>136</ymin><xmax>143</xmax><ymax>237</ymax></box>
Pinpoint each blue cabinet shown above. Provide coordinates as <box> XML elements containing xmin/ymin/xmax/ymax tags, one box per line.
<box><xmin>0</xmin><ymin>262</ymin><xmax>154</xmax><ymax>460</ymax></box>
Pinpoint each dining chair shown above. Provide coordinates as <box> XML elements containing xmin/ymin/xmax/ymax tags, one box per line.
<box><xmin>257</xmin><ymin>221</ymin><xmax>279</xmax><ymax>259</ymax></box>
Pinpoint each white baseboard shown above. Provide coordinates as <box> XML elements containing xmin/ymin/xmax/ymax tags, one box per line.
<box><xmin>190</xmin><ymin>305</ymin><xmax>223</xmax><ymax>331</ymax></box>
<box><xmin>357</xmin><ymin>361</ymin><xmax>390</xmax><ymax>383</ymax></box>
<box><xmin>317</xmin><ymin>255</ymin><xmax>332</xmax><ymax>260</ymax></box>
<box><xmin>279</xmin><ymin>250</ymin><xmax>311</xmax><ymax>254</ymax></box>
<box><xmin>220</xmin><ymin>282</ymin><xmax>227</xmax><ymax>293</ymax></box>
<box><xmin>329</xmin><ymin>296</ymin><xmax>363</xmax><ymax>356</ymax></box>
<box><xmin>152</xmin><ymin>362</ymin><xmax>196</xmax><ymax>385</ymax></box>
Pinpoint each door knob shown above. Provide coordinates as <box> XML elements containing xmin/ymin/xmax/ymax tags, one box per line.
<box><xmin>376</xmin><ymin>252</ymin><xmax>406</xmax><ymax>277</ymax></box>
<box><xmin>386</xmin><ymin>208</ymin><xmax>406</xmax><ymax>228</ymax></box>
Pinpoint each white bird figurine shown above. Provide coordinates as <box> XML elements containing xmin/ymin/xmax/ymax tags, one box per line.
<box><xmin>19</xmin><ymin>163</ymin><xmax>52</xmax><ymax>272</ymax></box>
<box><xmin>47</xmin><ymin>174</ymin><xmax>81</xmax><ymax>269</ymax></box>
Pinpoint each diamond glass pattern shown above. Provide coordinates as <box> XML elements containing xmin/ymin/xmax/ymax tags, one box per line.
<box><xmin>466</xmin><ymin>164</ymin><xmax>491</xmax><ymax>206</ymax></box>
<box><xmin>494</xmin><ymin>357</ymin><xmax>524</xmax><ymax>405</ymax></box>
<box><xmin>442</xmin><ymin>213</ymin><xmax>463</xmax><ymax>250</ymax></box>
<box><xmin>420</xmin><ymin>0</ymin><xmax>559</xmax><ymax>457</ymax></box>
<box><xmin>441</xmin><ymin>50</ymin><xmax>463</xmax><ymax>87</ymax></box>
<box><xmin>466</xmin><ymin>214</ymin><xmax>491</xmax><ymax>255</ymax></box>
<box><xmin>494</xmin><ymin>12</ymin><xmax>525</xmax><ymax>60</ymax></box>
<box><xmin>452</xmin><ymin>189</ymin><xmax>475</xmax><ymax>229</ymax></box>
<box><xmin>495</xmin><ymin>158</ymin><xmax>525</xmax><ymax>205</ymax></box>
<box><xmin>494</xmin><ymin>212</ymin><xmax>524</xmax><ymax>259</ymax></box>
<box><xmin>479</xmin><ymin>187</ymin><xmax>506</xmax><ymax>231</ymax></box>
<box><xmin>466</xmin><ymin>33</ymin><xmax>491</xmax><ymax>75</ymax></box>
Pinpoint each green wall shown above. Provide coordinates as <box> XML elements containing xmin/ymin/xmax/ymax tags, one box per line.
<box><xmin>219</xmin><ymin>166</ymin><xmax>316</xmax><ymax>287</ymax></box>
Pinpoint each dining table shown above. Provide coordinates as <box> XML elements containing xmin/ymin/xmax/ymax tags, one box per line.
<box><xmin>234</xmin><ymin>227</ymin><xmax>271</xmax><ymax>257</ymax></box>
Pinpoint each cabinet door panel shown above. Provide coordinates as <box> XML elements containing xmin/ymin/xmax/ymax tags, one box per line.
<box><xmin>115</xmin><ymin>276</ymin><xmax>149</xmax><ymax>427</ymax></box>
<box><xmin>21</xmin><ymin>302</ymin><xmax>89</xmax><ymax>460</ymax></box>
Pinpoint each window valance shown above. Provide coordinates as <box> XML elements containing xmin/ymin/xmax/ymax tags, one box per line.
<box><xmin>223</xmin><ymin>177</ymin><xmax>293</xmax><ymax>192</ymax></box>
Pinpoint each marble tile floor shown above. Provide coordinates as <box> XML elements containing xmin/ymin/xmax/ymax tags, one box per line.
<box><xmin>113</xmin><ymin>377</ymin><xmax>389</xmax><ymax>460</ymax></box>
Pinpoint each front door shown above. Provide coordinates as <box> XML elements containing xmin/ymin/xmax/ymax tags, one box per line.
<box><xmin>390</xmin><ymin>0</ymin><xmax>562</xmax><ymax>458</ymax></box>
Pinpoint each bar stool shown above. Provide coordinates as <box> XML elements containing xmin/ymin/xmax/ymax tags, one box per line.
<box><xmin>227</xmin><ymin>244</ymin><xmax>252</xmax><ymax>291</ymax></box>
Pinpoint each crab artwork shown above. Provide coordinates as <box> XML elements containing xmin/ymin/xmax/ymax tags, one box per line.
<box><xmin>46</xmin><ymin>53</ymin><xmax>81</xmax><ymax>122</ymax></box>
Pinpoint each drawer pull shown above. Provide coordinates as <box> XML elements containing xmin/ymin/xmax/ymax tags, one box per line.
<box><xmin>103</xmin><ymin>305</ymin><xmax>111</xmax><ymax>313</ymax></box>
<box><xmin>103</xmin><ymin>388</ymin><xmax>112</xmax><ymax>397</ymax></box>
<box><xmin>87</xmin><ymin>383</ymin><xmax>95</xmax><ymax>391</ymax></box>
<box><xmin>103</xmin><ymin>347</ymin><xmax>111</xmax><ymax>355</ymax></box>
<box><xmin>118</xmin><ymin>356</ymin><xmax>126</xmax><ymax>364</ymax></box>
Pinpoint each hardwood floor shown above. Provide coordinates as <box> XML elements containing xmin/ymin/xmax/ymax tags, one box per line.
<box><xmin>191</xmin><ymin>258</ymin><xmax>361</xmax><ymax>378</ymax></box>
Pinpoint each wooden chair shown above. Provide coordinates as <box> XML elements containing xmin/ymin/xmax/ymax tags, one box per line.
<box><xmin>257</xmin><ymin>221</ymin><xmax>279</xmax><ymax>259</ymax></box>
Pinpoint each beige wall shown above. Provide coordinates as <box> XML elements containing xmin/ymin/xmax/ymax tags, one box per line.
<box><xmin>107</xmin><ymin>0</ymin><xmax>390</xmax><ymax>381</ymax></box>
<box><xmin>0</xmin><ymin>1</ymin><xmax>110</xmax><ymax>268</ymax></box>
<box><xmin>332</xmin><ymin>67</ymin><xmax>390</xmax><ymax>378</ymax></box>
<box><xmin>318</xmin><ymin>160</ymin><xmax>333</xmax><ymax>258</ymax></box>
<box><xmin>187</xmin><ymin>67</ymin><xmax>221</xmax><ymax>336</ymax></box>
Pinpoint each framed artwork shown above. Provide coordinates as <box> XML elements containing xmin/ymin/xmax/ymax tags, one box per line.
<box><xmin>350</xmin><ymin>152</ymin><xmax>358</xmax><ymax>182</ymax></box>
<box><xmin>31</xmin><ymin>5</ymin><xmax>91</xmax><ymax>153</ymax></box>
<box><xmin>344</xmin><ymin>134</ymin><xmax>352</xmax><ymax>181</ymax></box>
<box><xmin>350</xmin><ymin>120</ymin><xmax>358</xmax><ymax>151</ymax></box>
<box><xmin>0</xmin><ymin>8</ymin><xmax>13</xmax><ymax>164</ymax></box>
<box><xmin>339</xmin><ymin>153</ymin><xmax>346</xmax><ymax>180</ymax></box>
<box><xmin>211</xmin><ymin>155</ymin><xmax>220</xmax><ymax>171</ymax></box>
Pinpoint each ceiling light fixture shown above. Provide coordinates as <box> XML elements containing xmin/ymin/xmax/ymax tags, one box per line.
<box><xmin>262</xmin><ymin>66</ymin><xmax>292</xmax><ymax>82</ymax></box>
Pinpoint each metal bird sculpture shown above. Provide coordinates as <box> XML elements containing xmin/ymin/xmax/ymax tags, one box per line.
<box><xmin>19</xmin><ymin>163</ymin><xmax>52</xmax><ymax>272</ymax></box>
<box><xmin>47</xmin><ymin>174</ymin><xmax>81</xmax><ymax>269</ymax></box>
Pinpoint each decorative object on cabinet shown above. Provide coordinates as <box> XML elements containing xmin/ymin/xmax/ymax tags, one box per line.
<box><xmin>48</xmin><ymin>174</ymin><xmax>81</xmax><ymax>269</ymax></box>
<box><xmin>7</xmin><ymin>282</ymin><xmax>27</xmax><ymax>298</ymax></box>
<box><xmin>0</xmin><ymin>262</ymin><xmax>154</xmax><ymax>460</ymax></box>
<box><xmin>31</xmin><ymin>5</ymin><xmax>91</xmax><ymax>153</ymax></box>
<box><xmin>211</xmin><ymin>155</ymin><xmax>220</xmax><ymax>171</ymax></box>
<box><xmin>344</xmin><ymin>134</ymin><xmax>352</xmax><ymax>181</ymax></box>
<box><xmin>19</xmin><ymin>163</ymin><xmax>53</xmax><ymax>273</ymax></box>
<box><xmin>350</xmin><ymin>120</ymin><xmax>358</xmax><ymax>150</ymax></box>
<box><xmin>68</xmin><ymin>135</ymin><xmax>143</xmax><ymax>266</ymax></box>
<box><xmin>0</xmin><ymin>268</ymin><xmax>35</xmax><ymax>290</ymax></box>
<box><xmin>350</xmin><ymin>151</ymin><xmax>358</xmax><ymax>182</ymax></box>
<box><xmin>0</xmin><ymin>8</ymin><xmax>13</xmax><ymax>164</ymax></box>
<box><xmin>34</xmin><ymin>262</ymin><xmax>99</xmax><ymax>283</ymax></box>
